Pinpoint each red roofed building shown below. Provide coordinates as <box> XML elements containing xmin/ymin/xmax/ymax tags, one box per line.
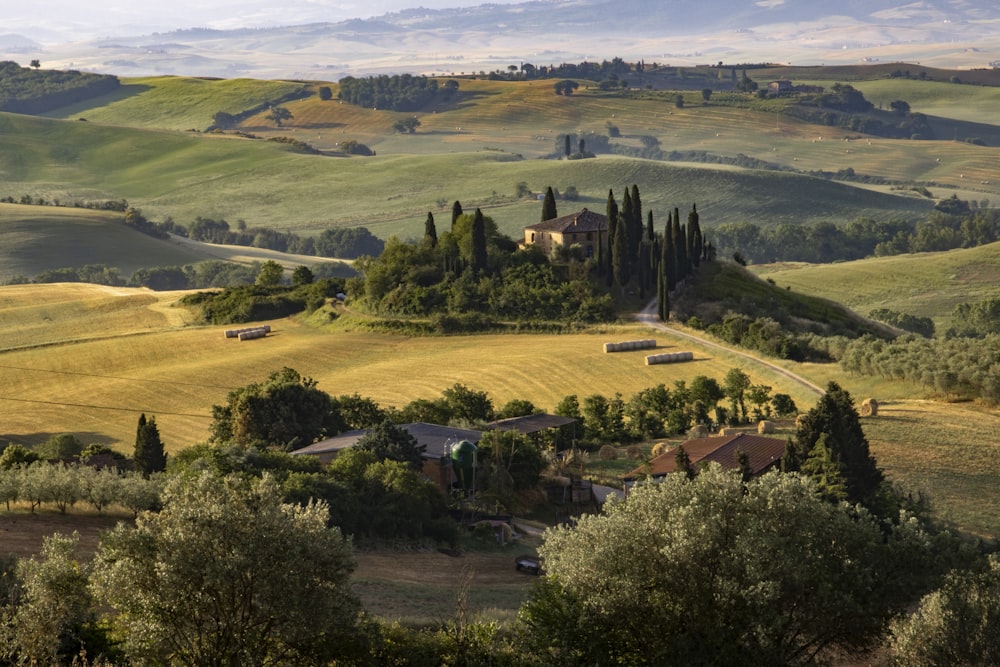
<box><xmin>622</xmin><ymin>433</ymin><xmax>786</xmax><ymax>492</ymax></box>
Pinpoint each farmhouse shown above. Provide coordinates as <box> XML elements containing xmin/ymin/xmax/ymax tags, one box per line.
<box><xmin>768</xmin><ymin>80</ymin><xmax>793</xmax><ymax>95</ymax></box>
<box><xmin>622</xmin><ymin>432</ymin><xmax>785</xmax><ymax>492</ymax></box>
<box><xmin>291</xmin><ymin>422</ymin><xmax>483</xmax><ymax>492</ymax></box>
<box><xmin>521</xmin><ymin>208</ymin><xmax>608</xmax><ymax>258</ymax></box>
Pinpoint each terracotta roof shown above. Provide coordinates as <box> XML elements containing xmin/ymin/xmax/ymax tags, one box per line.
<box><xmin>623</xmin><ymin>433</ymin><xmax>786</xmax><ymax>481</ymax></box>
<box><xmin>524</xmin><ymin>208</ymin><xmax>608</xmax><ymax>234</ymax></box>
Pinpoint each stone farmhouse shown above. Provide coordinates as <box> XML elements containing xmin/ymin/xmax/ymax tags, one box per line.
<box><xmin>520</xmin><ymin>208</ymin><xmax>608</xmax><ymax>258</ymax></box>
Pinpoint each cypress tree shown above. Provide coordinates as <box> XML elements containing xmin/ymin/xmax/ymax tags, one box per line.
<box><xmin>564</xmin><ymin>134</ymin><xmax>571</xmax><ymax>157</ymax></box>
<box><xmin>470</xmin><ymin>208</ymin><xmax>488</xmax><ymax>275</ymax></box>
<box><xmin>672</xmin><ymin>209</ymin><xmax>685</xmax><ymax>283</ymax></box>
<box><xmin>679</xmin><ymin>222</ymin><xmax>690</xmax><ymax>277</ymax></box>
<box><xmin>134</xmin><ymin>413</ymin><xmax>167</xmax><ymax>477</ymax></box>
<box><xmin>688</xmin><ymin>204</ymin><xmax>702</xmax><ymax>268</ymax></box>
<box><xmin>541</xmin><ymin>186</ymin><xmax>558</xmax><ymax>221</ymax></box>
<box><xmin>646</xmin><ymin>210</ymin><xmax>655</xmax><ymax>243</ymax></box>
<box><xmin>606</xmin><ymin>190</ymin><xmax>619</xmax><ymax>285</ymax></box>
<box><xmin>612</xmin><ymin>210</ymin><xmax>630</xmax><ymax>288</ymax></box>
<box><xmin>451</xmin><ymin>200</ymin><xmax>463</xmax><ymax>230</ymax></box>
<box><xmin>659</xmin><ymin>218</ymin><xmax>672</xmax><ymax>321</ymax></box>
<box><xmin>621</xmin><ymin>189</ymin><xmax>634</xmax><ymax>280</ymax></box>
<box><xmin>423</xmin><ymin>211</ymin><xmax>437</xmax><ymax>248</ymax></box>
<box><xmin>666</xmin><ymin>211</ymin><xmax>678</xmax><ymax>291</ymax></box>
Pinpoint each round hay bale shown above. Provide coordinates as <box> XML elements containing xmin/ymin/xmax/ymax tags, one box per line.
<box><xmin>757</xmin><ymin>420</ymin><xmax>776</xmax><ymax>434</ymax></box>
<box><xmin>861</xmin><ymin>398</ymin><xmax>879</xmax><ymax>417</ymax></box>
<box><xmin>719</xmin><ymin>427</ymin><xmax>739</xmax><ymax>436</ymax></box>
<box><xmin>650</xmin><ymin>442</ymin><xmax>669</xmax><ymax>457</ymax></box>
<box><xmin>598</xmin><ymin>444</ymin><xmax>619</xmax><ymax>461</ymax></box>
<box><xmin>626</xmin><ymin>444</ymin><xmax>643</xmax><ymax>460</ymax></box>
<box><xmin>687</xmin><ymin>425</ymin><xmax>709</xmax><ymax>439</ymax></box>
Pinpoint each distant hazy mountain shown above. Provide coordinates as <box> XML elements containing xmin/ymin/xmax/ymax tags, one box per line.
<box><xmin>5</xmin><ymin>0</ymin><xmax>1000</xmax><ymax>79</ymax></box>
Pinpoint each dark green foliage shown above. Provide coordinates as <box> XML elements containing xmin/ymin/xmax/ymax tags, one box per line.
<box><xmin>794</xmin><ymin>381</ymin><xmax>883</xmax><ymax>506</ymax></box>
<box><xmin>318</xmin><ymin>86</ymin><xmax>333</xmax><ymax>101</ymax></box>
<box><xmin>868</xmin><ymin>307</ymin><xmax>934</xmax><ymax>337</ymax></box>
<box><xmin>291</xmin><ymin>265</ymin><xmax>314</xmax><ymax>286</ymax></box>
<box><xmin>771</xmin><ymin>393</ymin><xmax>798</xmax><ymax>417</ymax></box>
<box><xmin>393</xmin><ymin>116</ymin><xmax>421</xmax><ymax>134</ymax></box>
<box><xmin>36</xmin><ymin>434</ymin><xmax>84</xmax><ymax>460</ymax></box>
<box><xmin>451</xmin><ymin>200</ymin><xmax>463</xmax><ymax>229</ymax></box>
<box><xmin>949</xmin><ymin>297</ymin><xmax>1000</xmax><ymax>337</ymax></box>
<box><xmin>612</xmin><ymin>211</ymin><xmax>630</xmax><ymax>287</ymax></box>
<box><xmin>335</xmin><ymin>393</ymin><xmax>391</xmax><ymax>430</ymax></box>
<box><xmin>423</xmin><ymin>211</ymin><xmax>438</xmax><ymax>248</ymax></box>
<box><xmin>497</xmin><ymin>399</ymin><xmax>538</xmax><ymax>419</ymax></box>
<box><xmin>356</xmin><ymin>420</ymin><xmax>426</xmax><ymax>470</ymax></box>
<box><xmin>337</xmin><ymin>74</ymin><xmax>456</xmax><ymax>111</ymax></box>
<box><xmin>315</xmin><ymin>227</ymin><xmax>384</xmax><ymax>259</ymax></box>
<box><xmin>541</xmin><ymin>186</ymin><xmax>558</xmax><ymax>221</ymax></box>
<box><xmin>210</xmin><ymin>368</ymin><xmax>346</xmax><ymax>450</ymax></box>
<box><xmin>0</xmin><ymin>61</ymin><xmax>120</xmax><ymax>113</ymax></box>
<box><xmin>470</xmin><ymin>209</ymin><xmax>488</xmax><ymax>275</ymax></box>
<box><xmin>134</xmin><ymin>413</ymin><xmax>167</xmax><ymax>477</ymax></box>
<box><xmin>179</xmin><ymin>278</ymin><xmax>343</xmax><ymax>324</ymax></box>
<box><xmin>442</xmin><ymin>383</ymin><xmax>494</xmax><ymax>424</ymax></box>
<box><xmin>0</xmin><ymin>443</ymin><xmax>42</xmax><ymax>469</ymax></box>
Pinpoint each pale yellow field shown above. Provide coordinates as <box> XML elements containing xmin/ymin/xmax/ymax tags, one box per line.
<box><xmin>3</xmin><ymin>283</ymin><xmax>1000</xmax><ymax>534</ymax></box>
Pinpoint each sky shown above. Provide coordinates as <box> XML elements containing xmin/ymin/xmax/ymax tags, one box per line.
<box><xmin>3</xmin><ymin>0</ymin><xmax>527</xmax><ymax>42</ymax></box>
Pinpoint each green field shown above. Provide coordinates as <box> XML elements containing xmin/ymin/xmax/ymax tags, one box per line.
<box><xmin>750</xmin><ymin>241</ymin><xmax>1000</xmax><ymax>331</ymax></box>
<box><xmin>16</xmin><ymin>72</ymin><xmax>1000</xmax><ymax>248</ymax></box>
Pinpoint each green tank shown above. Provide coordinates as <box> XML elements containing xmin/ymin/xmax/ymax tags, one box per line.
<box><xmin>450</xmin><ymin>440</ymin><xmax>477</xmax><ymax>490</ymax></box>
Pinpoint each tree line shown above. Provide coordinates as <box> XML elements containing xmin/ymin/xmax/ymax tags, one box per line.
<box><xmin>0</xmin><ymin>61</ymin><xmax>120</xmax><ymax>114</ymax></box>
<box><xmin>711</xmin><ymin>204</ymin><xmax>1000</xmax><ymax>264</ymax></box>
<box><xmin>337</xmin><ymin>74</ymin><xmax>459</xmax><ymax>111</ymax></box>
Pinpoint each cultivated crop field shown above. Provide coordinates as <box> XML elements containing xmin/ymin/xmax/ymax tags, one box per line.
<box><xmin>2</xmin><ymin>282</ymin><xmax>999</xmax><ymax>536</ymax></box>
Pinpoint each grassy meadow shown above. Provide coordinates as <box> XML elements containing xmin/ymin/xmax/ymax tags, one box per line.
<box><xmin>17</xmin><ymin>71</ymin><xmax>1000</xmax><ymax>247</ymax></box>
<box><xmin>750</xmin><ymin>241</ymin><xmax>1000</xmax><ymax>332</ymax></box>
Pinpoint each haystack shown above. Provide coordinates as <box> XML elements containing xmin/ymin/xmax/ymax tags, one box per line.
<box><xmin>860</xmin><ymin>398</ymin><xmax>879</xmax><ymax>417</ymax></box>
<box><xmin>757</xmin><ymin>420</ymin><xmax>776</xmax><ymax>434</ymax></box>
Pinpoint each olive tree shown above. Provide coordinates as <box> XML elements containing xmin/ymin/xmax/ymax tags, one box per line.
<box><xmin>520</xmin><ymin>466</ymin><xmax>932</xmax><ymax>666</ymax></box>
<box><xmin>92</xmin><ymin>473</ymin><xmax>360</xmax><ymax>666</ymax></box>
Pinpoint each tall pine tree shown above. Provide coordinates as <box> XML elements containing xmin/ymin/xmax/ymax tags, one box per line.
<box><xmin>541</xmin><ymin>186</ymin><xmax>558</xmax><ymax>221</ymax></box>
<box><xmin>792</xmin><ymin>382</ymin><xmax>883</xmax><ymax>506</ymax></box>
<box><xmin>134</xmin><ymin>413</ymin><xmax>167</xmax><ymax>477</ymax></box>
<box><xmin>451</xmin><ymin>200</ymin><xmax>463</xmax><ymax>230</ymax></box>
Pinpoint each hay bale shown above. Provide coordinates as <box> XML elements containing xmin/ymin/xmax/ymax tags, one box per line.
<box><xmin>757</xmin><ymin>420</ymin><xmax>776</xmax><ymax>434</ymax></box>
<box><xmin>719</xmin><ymin>427</ymin><xmax>739</xmax><ymax>436</ymax></box>
<box><xmin>687</xmin><ymin>425</ymin><xmax>709</xmax><ymax>439</ymax></box>
<box><xmin>860</xmin><ymin>398</ymin><xmax>879</xmax><ymax>417</ymax></box>
<box><xmin>626</xmin><ymin>444</ymin><xmax>643</xmax><ymax>460</ymax></box>
<box><xmin>650</xmin><ymin>442</ymin><xmax>669</xmax><ymax>457</ymax></box>
<box><xmin>598</xmin><ymin>445</ymin><xmax>619</xmax><ymax>461</ymax></box>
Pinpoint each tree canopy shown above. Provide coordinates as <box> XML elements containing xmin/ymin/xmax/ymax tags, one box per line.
<box><xmin>92</xmin><ymin>473</ymin><xmax>360</xmax><ymax>666</ymax></box>
<box><xmin>522</xmin><ymin>466</ymin><xmax>934</xmax><ymax>666</ymax></box>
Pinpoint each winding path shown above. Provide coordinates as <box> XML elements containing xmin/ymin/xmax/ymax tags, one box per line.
<box><xmin>637</xmin><ymin>301</ymin><xmax>825</xmax><ymax>397</ymax></box>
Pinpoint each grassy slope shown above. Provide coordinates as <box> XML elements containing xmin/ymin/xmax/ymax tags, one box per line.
<box><xmin>0</xmin><ymin>203</ymin><xmax>350</xmax><ymax>282</ymax></box>
<box><xmin>2</xmin><ymin>282</ymin><xmax>1000</xmax><ymax>535</ymax></box>
<box><xmin>43</xmin><ymin>76</ymin><xmax>307</xmax><ymax>131</ymax></box>
<box><xmin>0</xmin><ymin>110</ymin><xmax>932</xmax><ymax>244</ymax></box>
<box><xmin>16</xmin><ymin>74</ymin><xmax>987</xmax><ymax>240</ymax></box>
<box><xmin>750</xmin><ymin>242</ymin><xmax>1000</xmax><ymax>331</ymax></box>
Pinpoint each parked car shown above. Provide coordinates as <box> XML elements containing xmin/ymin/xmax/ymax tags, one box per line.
<box><xmin>514</xmin><ymin>554</ymin><xmax>543</xmax><ymax>575</ymax></box>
